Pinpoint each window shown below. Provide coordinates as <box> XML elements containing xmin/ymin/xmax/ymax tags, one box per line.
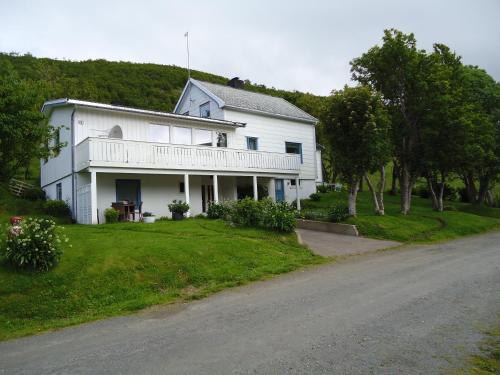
<box><xmin>216</xmin><ymin>132</ymin><xmax>227</xmax><ymax>148</ymax></box>
<box><xmin>200</xmin><ymin>102</ymin><xmax>210</xmax><ymax>118</ymax></box>
<box><xmin>149</xmin><ymin>124</ymin><xmax>170</xmax><ymax>143</ymax></box>
<box><xmin>172</xmin><ymin>126</ymin><xmax>192</xmax><ymax>145</ymax></box>
<box><xmin>285</xmin><ymin>142</ymin><xmax>303</xmax><ymax>163</ymax></box>
<box><xmin>246</xmin><ymin>137</ymin><xmax>258</xmax><ymax>150</ymax></box>
<box><xmin>109</xmin><ymin>125</ymin><xmax>123</xmax><ymax>139</ymax></box>
<box><xmin>193</xmin><ymin>129</ymin><xmax>213</xmax><ymax>146</ymax></box>
<box><xmin>290</xmin><ymin>179</ymin><xmax>301</xmax><ymax>187</ymax></box>
<box><xmin>56</xmin><ymin>183</ymin><xmax>62</xmax><ymax>201</ymax></box>
<box><xmin>179</xmin><ymin>182</ymin><xmax>185</xmax><ymax>193</ymax></box>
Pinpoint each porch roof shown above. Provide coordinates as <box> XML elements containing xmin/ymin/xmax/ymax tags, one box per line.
<box><xmin>41</xmin><ymin>98</ymin><xmax>246</xmax><ymax>128</ymax></box>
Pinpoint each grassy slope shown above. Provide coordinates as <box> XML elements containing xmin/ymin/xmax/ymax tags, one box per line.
<box><xmin>0</xmin><ymin>184</ymin><xmax>324</xmax><ymax>340</ymax></box>
<box><xmin>303</xmin><ymin>191</ymin><xmax>500</xmax><ymax>243</ymax></box>
<box><xmin>0</xmin><ymin>217</ymin><xmax>323</xmax><ymax>341</ymax></box>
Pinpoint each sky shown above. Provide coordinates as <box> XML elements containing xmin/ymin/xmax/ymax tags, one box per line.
<box><xmin>0</xmin><ymin>0</ymin><xmax>499</xmax><ymax>96</ymax></box>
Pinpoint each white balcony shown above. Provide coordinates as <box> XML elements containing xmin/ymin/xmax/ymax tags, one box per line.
<box><xmin>75</xmin><ymin>137</ymin><xmax>301</xmax><ymax>174</ymax></box>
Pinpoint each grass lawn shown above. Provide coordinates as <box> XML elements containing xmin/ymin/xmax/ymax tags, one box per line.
<box><xmin>302</xmin><ymin>191</ymin><xmax>500</xmax><ymax>243</ymax></box>
<box><xmin>0</xmin><ymin>217</ymin><xmax>324</xmax><ymax>341</ymax></box>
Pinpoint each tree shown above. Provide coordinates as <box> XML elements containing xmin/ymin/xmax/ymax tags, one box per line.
<box><xmin>321</xmin><ymin>86</ymin><xmax>391</xmax><ymax>216</ymax></box>
<box><xmin>351</xmin><ymin>29</ymin><xmax>429</xmax><ymax>214</ymax></box>
<box><xmin>0</xmin><ymin>58</ymin><xmax>59</xmax><ymax>181</ymax></box>
<box><xmin>419</xmin><ymin>44</ymin><xmax>468</xmax><ymax>211</ymax></box>
<box><xmin>459</xmin><ymin>66</ymin><xmax>500</xmax><ymax>205</ymax></box>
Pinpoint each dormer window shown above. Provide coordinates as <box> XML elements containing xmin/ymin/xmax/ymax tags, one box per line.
<box><xmin>109</xmin><ymin>125</ymin><xmax>123</xmax><ymax>139</ymax></box>
<box><xmin>200</xmin><ymin>102</ymin><xmax>210</xmax><ymax>118</ymax></box>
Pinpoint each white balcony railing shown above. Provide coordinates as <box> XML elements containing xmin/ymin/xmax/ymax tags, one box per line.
<box><xmin>75</xmin><ymin>137</ymin><xmax>301</xmax><ymax>174</ymax></box>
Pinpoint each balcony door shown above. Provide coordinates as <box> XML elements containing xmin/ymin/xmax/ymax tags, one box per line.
<box><xmin>116</xmin><ymin>179</ymin><xmax>141</xmax><ymax>205</ymax></box>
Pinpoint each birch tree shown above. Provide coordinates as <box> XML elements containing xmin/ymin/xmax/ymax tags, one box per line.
<box><xmin>321</xmin><ymin>86</ymin><xmax>390</xmax><ymax>216</ymax></box>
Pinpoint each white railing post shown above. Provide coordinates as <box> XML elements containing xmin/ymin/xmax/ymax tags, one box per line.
<box><xmin>253</xmin><ymin>175</ymin><xmax>258</xmax><ymax>201</ymax></box>
<box><xmin>90</xmin><ymin>171</ymin><xmax>98</xmax><ymax>224</ymax></box>
<box><xmin>184</xmin><ymin>173</ymin><xmax>190</xmax><ymax>217</ymax></box>
<box><xmin>213</xmin><ymin>174</ymin><xmax>219</xmax><ymax>203</ymax></box>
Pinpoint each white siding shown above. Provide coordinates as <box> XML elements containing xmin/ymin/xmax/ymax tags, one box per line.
<box><xmin>175</xmin><ymin>85</ymin><xmax>224</xmax><ymax>119</ymax></box>
<box><xmin>40</xmin><ymin>107</ymin><xmax>73</xmax><ymax>187</ymax></box>
<box><xmin>223</xmin><ymin>109</ymin><xmax>317</xmax><ymax>180</ymax></box>
<box><xmin>43</xmin><ymin>175</ymin><xmax>73</xmax><ymax>206</ymax></box>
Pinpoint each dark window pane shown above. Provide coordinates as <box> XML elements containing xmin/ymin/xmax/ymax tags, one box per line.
<box><xmin>217</xmin><ymin>132</ymin><xmax>227</xmax><ymax>148</ymax></box>
<box><xmin>200</xmin><ymin>102</ymin><xmax>210</xmax><ymax>118</ymax></box>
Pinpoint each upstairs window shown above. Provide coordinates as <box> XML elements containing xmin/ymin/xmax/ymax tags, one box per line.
<box><xmin>109</xmin><ymin>125</ymin><xmax>123</xmax><ymax>139</ymax></box>
<box><xmin>216</xmin><ymin>132</ymin><xmax>227</xmax><ymax>148</ymax></box>
<box><xmin>246</xmin><ymin>137</ymin><xmax>258</xmax><ymax>151</ymax></box>
<box><xmin>149</xmin><ymin>124</ymin><xmax>170</xmax><ymax>143</ymax></box>
<box><xmin>285</xmin><ymin>142</ymin><xmax>303</xmax><ymax>163</ymax></box>
<box><xmin>172</xmin><ymin>126</ymin><xmax>192</xmax><ymax>145</ymax></box>
<box><xmin>193</xmin><ymin>129</ymin><xmax>213</xmax><ymax>146</ymax></box>
<box><xmin>199</xmin><ymin>102</ymin><xmax>210</xmax><ymax>118</ymax></box>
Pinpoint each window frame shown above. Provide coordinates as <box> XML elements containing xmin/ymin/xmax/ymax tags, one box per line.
<box><xmin>56</xmin><ymin>183</ymin><xmax>62</xmax><ymax>201</ymax></box>
<box><xmin>148</xmin><ymin>123</ymin><xmax>170</xmax><ymax>144</ymax></box>
<box><xmin>199</xmin><ymin>102</ymin><xmax>211</xmax><ymax>118</ymax></box>
<box><xmin>216</xmin><ymin>132</ymin><xmax>228</xmax><ymax>148</ymax></box>
<box><xmin>172</xmin><ymin>126</ymin><xmax>192</xmax><ymax>145</ymax></box>
<box><xmin>285</xmin><ymin>142</ymin><xmax>303</xmax><ymax>163</ymax></box>
<box><xmin>246</xmin><ymin>136</ymin><xmax>258</xmax><ymax>151</ymax></box>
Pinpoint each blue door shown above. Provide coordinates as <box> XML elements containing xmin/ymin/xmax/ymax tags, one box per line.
<box><xmin>116</xmin><ymin>180</ymin><xmax>141</xmax><ymax>205</ymax></box>
<box><xmin>275</xmin><ymin>179</ymin><xmax>285</xmax><ymax>202</ymax></box>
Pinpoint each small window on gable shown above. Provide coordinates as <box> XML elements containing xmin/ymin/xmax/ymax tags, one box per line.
<box><xmin>200</xmin><ymin>102</ymin><xmax>210</xmax><ymax>118</ymax></box>
<box><xmin>109</xmin><ymin>125</ymin><xmax>123</xmax><ymax>139</ymax></box>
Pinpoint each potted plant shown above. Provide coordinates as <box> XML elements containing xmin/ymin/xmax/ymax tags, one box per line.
<box><xmin>168</xmin><ymin>200</ymin><xmax>190</xmax><ymax>220</ymax></box>
<box><xmin>142</xmin><ymin>212</ymin><xmax>156</xmax><ymax>224</ymax></box>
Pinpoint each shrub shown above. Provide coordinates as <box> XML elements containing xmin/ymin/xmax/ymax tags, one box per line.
<box><xmin>230</xmin><ymin>197</ymin><xmax>262</xmax><ymax>227</ymax></box>
<box><xmin>207</xmin><ymin>202</ymin><xmax>231</xmax><ymax>219</ymax></box>
<box><xmin>458</xmin><ymin>187</ymin><xmax>470</xmax><ymax>203</ymax></box>
<box><xmin>22</xmin><ymin>187</ymin><xmax>46</xmax><ymax>201</ymax></box>
<box><xmin>43</xmin><ymin>200</ymin><xmax>71</xmax><ymax>217</ymax></box>
<box><xmin>1</xmin><ymin>218</ymin><xmax>68</xmax><ymax>271</ymax></box>
<box><xmin>104</xmin><ymin>207</ymin><xmax>119</xmax><ymax>223</ymax></box>
<box><xmin>416</xmin><ymin>183</ymin><xmax>457</xmax><ymax>201</ymax></box>
<box><xmin>260</xmin><ymin>199</ymin><xmax>296</xmax><ymax>232</ymax></box>
<box><xmin>317</xmin><ymin>184</ymin><xmax>328</xmax><ymax>193</ymax></box>
<box><xmin>309</xmin><ymin>192</ymin><xmax>321</xmax><ymax>201</ymax></box>
<box><xmin>328</xmin><ymin>204</ymin><xmax>350</xmax><ymax>223</ymax></box>
<box><xmin>142</xmin><ymin>212</ymin><xmax>154</xmax><ymax>217</ymax></box>
<box><xmin>168</xmin><ymin>200</ymin><xmax>190</xmax><ymax>214</ymax></box>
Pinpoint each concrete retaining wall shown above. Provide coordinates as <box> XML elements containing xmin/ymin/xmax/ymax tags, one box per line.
<box><xmin>296</xmin><ymin>219</ymin><xmax>359</xmax><ymax>237</ymax></box>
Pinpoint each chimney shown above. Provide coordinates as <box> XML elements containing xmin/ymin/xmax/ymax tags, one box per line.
<box><xmin>227</xmin><ymin>77</ymin><xmax>244</xmax><ymax>89</ymax></box>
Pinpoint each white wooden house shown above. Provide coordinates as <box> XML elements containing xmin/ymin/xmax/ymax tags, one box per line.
<box><xmin>40</xmin><ymin>77</ymin><xmax>322</xmax><ymax>224</ymax></box>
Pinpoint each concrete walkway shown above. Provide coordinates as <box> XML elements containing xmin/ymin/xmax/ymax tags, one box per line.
<box><xmin>296</xmin><ymin>228</ymin><xmax>401</xmax><ymax>256</ymax></box>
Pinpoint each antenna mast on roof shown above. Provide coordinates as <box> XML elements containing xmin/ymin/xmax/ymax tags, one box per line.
<box><xmin>184</xmin><ymin>31</ymin><xmax>190</xmax><ymax>80</ymax></box>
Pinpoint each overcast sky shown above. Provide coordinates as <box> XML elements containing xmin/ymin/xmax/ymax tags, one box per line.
<box><xmin>1</xmin><ymin>0</ymin><xmax>498</xmax><ymax>95</ymax></box>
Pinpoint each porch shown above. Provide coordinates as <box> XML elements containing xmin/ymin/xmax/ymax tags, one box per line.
<box><xmin>76</xmin><ymin>171</ymin><xmax>301</xmax><ymax>224</ymax></box>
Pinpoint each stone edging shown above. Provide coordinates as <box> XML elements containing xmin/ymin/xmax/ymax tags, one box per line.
<box><xmin>296</xmin><ymin>219</ymin><xmax>359</xmax><ymax>237</ymax></box>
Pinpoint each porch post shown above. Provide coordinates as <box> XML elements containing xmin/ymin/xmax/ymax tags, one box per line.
<box><xmin>90</xmin><ymin>171</ymin><xmax>98</xmax><ymax>224</ymax></box>
<box><xmin>213</xmin><ymin>174</ymin><xmax>219</xmax><ymax>203</ymax></box>
<box><xmin>184</xmin><ymin>173</ymin><xmax>190</xmax><ymax>217</ymax></box>
<box><xmin>295</xmin><ymin>176</ymin><xmax>301</xmax><ymax>211</ymax></box>
<box><xmin>253</xmin><ymin>175</ymin><xmax>258</xmax><ymax>201</ymax></box>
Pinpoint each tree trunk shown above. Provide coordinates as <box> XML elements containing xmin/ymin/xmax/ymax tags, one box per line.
<box><xmin>427</xmin><ymin>174</ymin><xmax>445</xmax><ymax>212</ymax></box>
<box><xmin>486</xmin><ymin>189</ymin><xmax>495</xmax><ymax>207</ymax></box>
<box><xmin>390</xmin><ymin>162</ymin><xmax>399</xmax><ymax>196</ymax></box>
<box><xmin>427</xmin><ymin>176</ymin><xmax>439</xmax><ymax>211</ymax></box>
<box><xmin>348</xmin><ymin>178</ymin><xmax>359</xmax><ymax>216</ymax></box>
<box><xmin>463</xmin><ymin>173</ymin><xmax>477</xmax><ymax>203</ymax></box>
<box><xmin>477</xmin><ymin>175</ymin><xmax>490</xmax><ymax>205</ymax></box>
<box><xmin>365</xmin><ymin>166</ymin><xmax>386</xmax><ymax>215</ymax></box>
<box><xmin>399</xmin><ymin>164</ymin><xmax>412</xmax><ymax>215</ymax></box>
<box><xmin>358</xmin><ymin>177</ymin><xmax>363</xmax><ymax>192</ymax></box>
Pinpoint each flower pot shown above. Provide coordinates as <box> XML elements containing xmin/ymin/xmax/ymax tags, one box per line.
<box><xmin>143</xmin><ymin>216</ymin><xmax>156</xmax><ymax>224</ymax></box>
<box><xmin>172</xmin><ymin>212</ymin><xmax>184</xmax><ymax>221</ymax></box>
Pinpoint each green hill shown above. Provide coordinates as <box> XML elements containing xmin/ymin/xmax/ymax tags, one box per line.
<box><xmin>0</xmin><ymin>52</ymin><xmax>325</xmax><ymax>118</ymax></box>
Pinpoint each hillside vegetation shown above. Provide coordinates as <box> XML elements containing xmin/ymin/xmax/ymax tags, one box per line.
<box><xmin>1</xmin><ymin>52</ymin><xmax>325</xmax><ymax>117</ymax></box>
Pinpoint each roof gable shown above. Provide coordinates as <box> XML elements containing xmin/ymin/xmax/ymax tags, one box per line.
<box><xmin>176</xmin><ymin>79</ymin><xmax>317</xmax><ymax>124</ymax></box>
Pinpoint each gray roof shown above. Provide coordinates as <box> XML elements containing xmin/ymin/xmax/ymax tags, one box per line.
<box><xmin>192</xmin><ymin>79</ymin><xmax>317</xmax><ymax>123</ymax></box>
